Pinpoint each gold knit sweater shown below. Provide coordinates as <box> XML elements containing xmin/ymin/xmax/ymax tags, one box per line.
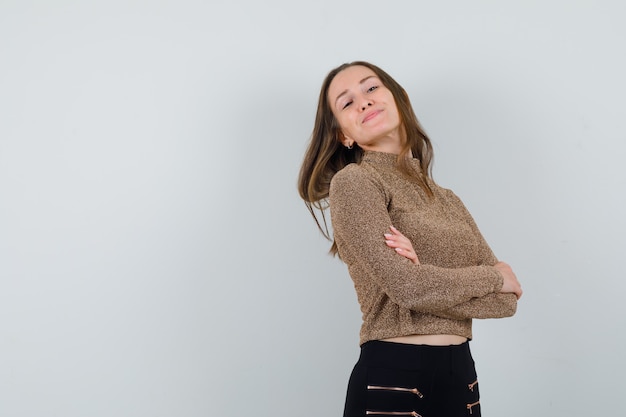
<box><xmin>329</xmin><ymin>151</ymin><xmax>517</xmax><ymax>345</ymax></box>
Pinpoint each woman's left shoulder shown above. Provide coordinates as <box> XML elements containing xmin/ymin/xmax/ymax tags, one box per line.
<box><xmin>427</xmin><ymin>179</ymin><xmax>456</xmax><ymax>197</ymax></box>
<box><xmin>432</xmin><ymin>184</ymin><xmax>468</xmax><ymax>207</ymax></box>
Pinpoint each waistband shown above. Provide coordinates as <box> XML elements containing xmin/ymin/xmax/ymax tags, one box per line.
<box><xmin>358</xmin><ymin>340</ymin><xmax>472</xmax><ymax>371</ymax></box>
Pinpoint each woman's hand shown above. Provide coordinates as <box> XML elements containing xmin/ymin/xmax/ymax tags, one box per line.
<box><xmin>495</xmin><ymin>261</ymin><xmax>523</xmax><ymax>299</ymax></box>
<box><xmin>384</xmin><ymin>225</ymin><xmax>420</xmax><ymax>265</ymax></box>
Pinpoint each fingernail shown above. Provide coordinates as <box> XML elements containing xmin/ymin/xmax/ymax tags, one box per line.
<box><xmin>395</xmin><ymin>248</ymin><xmax>402</xmax><ymax>252</ymax></box>
<box><xmin>385</xmin><ymin>240</ymin><xmax>393</xmax><ymax>244</ymax></box>
<box><xmin>384</xmin><ymin>234</ymin><xmax>392</xmax><ymax>238</ymax></box>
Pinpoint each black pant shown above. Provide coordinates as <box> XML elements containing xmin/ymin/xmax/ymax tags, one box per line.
<box><xmin>343</xmin><ymin>340</ymin><xmax>481</xmax><ymax>417</ymax></box>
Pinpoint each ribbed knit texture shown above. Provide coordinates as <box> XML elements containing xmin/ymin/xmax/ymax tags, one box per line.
<box><xmin>329</xmin><ymin>151</ymin><xmax>517</xmax><ymax>345</ymax></box>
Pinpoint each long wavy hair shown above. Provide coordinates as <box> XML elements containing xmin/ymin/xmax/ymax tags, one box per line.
<box><xmin>298</xmin><ymin>61</ymin><xmax>435</xmax><ymax>254</ymax></box>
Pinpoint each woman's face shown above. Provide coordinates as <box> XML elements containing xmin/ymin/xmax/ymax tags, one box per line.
<box><xmin>327</xmin><ymin>65</ymin><xmax>402</xmax><ymax>154</ymax></box>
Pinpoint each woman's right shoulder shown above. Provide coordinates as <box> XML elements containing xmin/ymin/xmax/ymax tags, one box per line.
<box><xmin>331</xmin><ymin>163</ymin><xmax>368</xmax><ymax>184</ymax></box>
<box><xmin>330</xmin><ymin>162</ymin><xmax>382</xmax><ymax>195</ymax></box>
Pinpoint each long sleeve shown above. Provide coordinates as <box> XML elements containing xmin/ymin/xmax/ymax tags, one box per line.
<box><xmin>329</xmin><ymin>152</ymin><xmax>519</xmax><ymax>344</ymax></box>
<box><xmin>433</xmin><ymin>191</ymin><xmax>518</xmax><ymax>319</ymax></box>
<box><xmin>434</xmin><ymin>293</ymin><xmax>518</xmax><ymax>320</ymax></box>
<box><xmin>329</xmin><ymin>165</ymin><xmax>504</xmax><ymax>314</ymax></box>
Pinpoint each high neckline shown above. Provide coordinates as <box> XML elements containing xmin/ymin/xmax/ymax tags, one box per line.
<box><xmin>362</xmin><ymin>150</ymin><xmax>414</xmax><ymax>165</ymax></box>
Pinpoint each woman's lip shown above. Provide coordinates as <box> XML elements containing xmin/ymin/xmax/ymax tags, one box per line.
<box><xmin>362</xmin><ymin>110</ymin><xmax>382</xmax><ymax>123</ymax></box>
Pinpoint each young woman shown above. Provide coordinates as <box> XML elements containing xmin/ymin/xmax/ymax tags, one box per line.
<box><xmin>298</xmin><ymin>62</ymin><xmax>522</xmax><ymax>417</ymax></box>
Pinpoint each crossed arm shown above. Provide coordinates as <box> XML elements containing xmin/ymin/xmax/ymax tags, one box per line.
<box><xmin>329</xmin><ymin>166</ymin><xmax>521</xmax><ymax>320</ymax></box>
<box><xmin>384</xmin><ymin>225</ymin><xmax>522</xmax><ymax>320</ymax></box>
<box><xmin>385</xmin><ymin>225</ymin><xmax>523</xmax><ymax>300</ymax></box>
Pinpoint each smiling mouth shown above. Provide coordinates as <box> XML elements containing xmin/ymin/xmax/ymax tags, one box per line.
<box><xmin>362</xmin><ymin>110</ymin><xmax>382</xmax><ymax>123</ymax></box>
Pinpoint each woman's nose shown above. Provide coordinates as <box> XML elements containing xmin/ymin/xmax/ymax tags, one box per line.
<box><xmin>360</xmin><ymin>100</ymin><xmax>372</xmax><ymax>111</ymax></box>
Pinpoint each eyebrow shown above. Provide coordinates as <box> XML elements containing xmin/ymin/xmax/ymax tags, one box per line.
<box><xmin>334</xmin><ymin>75</ymin><xmax>378</xmax><ymax>107</ymax></box>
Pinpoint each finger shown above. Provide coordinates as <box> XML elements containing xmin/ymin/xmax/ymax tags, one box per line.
<box><xmin>385</xmin><ymin>239</ymin><xmax>398</xmax><ymax>247</ymax></box>
<box><xmin>395</xmin><ymin>247</ymin><xmax>414</xmax><ymax>258</ymax></box>
<box><xmin>395</xmin><ymin>248</ymin><xmax>419</xmax><ymax>264</ymax></box>
<box><xmin>386</xmin><ymin>226</ymin><xmax>420</xmax><ymax>265</ymax></box>
<box><xmin>389</xmin><ymin>225</ymin><xmax>405</xmax><ymax>237</ymax></box>
<box><xmin>384</xmin><ymin>233</ymin><xmax>409</xmax><ymax>247</ymax></box>
<box><xmin>385</xmin><ymin>232</ymin><xmax>410</xmax><ymax>246</ymax></box>
<box><xmin>385</xmin><ymin>239</ymin><xmax>412</xmax><ymax>252</ymax></box>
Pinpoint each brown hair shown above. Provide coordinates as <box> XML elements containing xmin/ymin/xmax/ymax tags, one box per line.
<box><xmin>297</xmin><ymin>61</ymin><xmax>435</xmax><ymax>254</ymax></box>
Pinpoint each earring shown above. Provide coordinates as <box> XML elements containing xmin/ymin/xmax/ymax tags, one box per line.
<box><xmin>347</xmin><ymin>143</ymin><xmax>353</xmax><ymax>150</ymax></box>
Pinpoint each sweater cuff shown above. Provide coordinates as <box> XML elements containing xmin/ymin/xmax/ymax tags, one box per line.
<box><xmin>490</xmin><ymin>266</ymin><xmax>504</xmax><ymax>293</ymax></box>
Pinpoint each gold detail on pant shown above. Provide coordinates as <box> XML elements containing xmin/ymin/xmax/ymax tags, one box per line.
<box><xmin>367</xmin><ymin>385</ymin><xmax>424</xmax><ymax>398</ymax></box>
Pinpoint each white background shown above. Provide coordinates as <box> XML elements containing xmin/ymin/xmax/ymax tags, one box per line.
<box><xmin>1</xmin><ymin>1</ymin><xmax>625</xmax><ymax>416</ymax></box>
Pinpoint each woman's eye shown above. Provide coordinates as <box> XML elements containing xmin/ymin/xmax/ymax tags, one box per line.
<box><xmin>367</xmin><ymin>85</ymin><xmax>379</xmax><ymax>93</ymax></box>
<box><xmin>342</xmin><ymin>101</ymin><xmax>353</xmax><ymax>109</ymax></box>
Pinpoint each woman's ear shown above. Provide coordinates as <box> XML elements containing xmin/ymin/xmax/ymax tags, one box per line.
<box><xmin>338</xmin><ymin>131</ymin><xmax>354</xmax><ymax>149</ymax></box>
